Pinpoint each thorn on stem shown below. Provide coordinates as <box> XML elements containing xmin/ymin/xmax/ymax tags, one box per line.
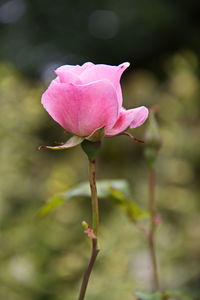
<box><xmin>82</xmin><ymin>221</ymin><xmax>97</xmax><ymax>240</ymax></box>
<box><xmin>154</xmin><ymin>215</ymin><xmax>162</xmax><ymax>225</ymax></box>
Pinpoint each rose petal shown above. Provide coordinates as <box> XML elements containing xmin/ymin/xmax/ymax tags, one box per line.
<box><xmin>55</xmin><ymin>62</ymin><xmax>94</xmax><ymax>77</ymax></box>
<box><xmin>130</xmin><ymin>106</ymin><xmax>149</xmax><ymax>128</ymax></box>
<box><xmin>80</xmin><ymin>62</ymin><xmax>130</xmax><ymax>107</ymax></box>
<box><xmin>105</xmin><ymin>106</ymin><xmax>149</xmax><ymax>136</ymax></box>
<box><xmin>41</xmin><ymin>79</ymin><xmax>119</xmax><ymax>136</ymax></box>
<box><xmin>54</xmin><ymin>70</ymin><xmax>82</xmax><ymax>84</ymax></box>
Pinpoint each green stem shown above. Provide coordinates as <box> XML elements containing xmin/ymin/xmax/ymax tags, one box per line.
<box><xmin>88</xmin><ymin>159</ymin><xmax>99</xmax><ymax>236</ymax></box>
<box><xmin>77</xmin><ymin>159</ymin><xmax>100</xmax><ymax>300</ymax></box>
<box><xmin>78</xmin><ymin>239</ymin><xmax>99</xmax><ymax>300</ymax></box>
<box><xmin>148</xmin><ymin>167</ymin><xmax>160</xmax><ymax>291</ymax></box>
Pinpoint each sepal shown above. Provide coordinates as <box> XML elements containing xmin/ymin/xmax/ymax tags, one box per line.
<box><xmin>38</xmin><ymin>135</ymin><xmax>84</xmax><ymax>150</ymax></box>
<box><xmin>86</xmin><ymin>127</ymin><xmax>105</xmax><ymax>142</ymax></box>
<box><xmin>123</xmin><ymin>131</ymin><xmax>144</xmax><ymax>143</ymax></box>
<box><xmin>81</xmin><ymin>140</ymin><xmax>101</xmax><ymax>161</ymax></box>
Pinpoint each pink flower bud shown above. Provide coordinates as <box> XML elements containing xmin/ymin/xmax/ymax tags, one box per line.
<box><xmin>42</xmin><ymin>62</ymin><xmax>149</xmax><ymax>137</ymax></box>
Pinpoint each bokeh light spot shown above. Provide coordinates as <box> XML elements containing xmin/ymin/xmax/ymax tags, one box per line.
<box><xmin>88</xmin><ymin>10</ymin><xmax>119</xmax><ymax>39</ymax></box>
<box><xmin>0</xmin><ymin>0</ymin><xmax>26</xmax><ymax>23</ymax></box>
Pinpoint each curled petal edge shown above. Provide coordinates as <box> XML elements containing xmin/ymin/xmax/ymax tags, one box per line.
<box><xmin>105</xmin><ymin>106</ymin><xmax>149</xmax><ymax>136</ymax></box>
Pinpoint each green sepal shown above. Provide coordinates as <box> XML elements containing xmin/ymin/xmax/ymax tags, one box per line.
<box><xmin>38</xmin><ymin>135</ymin><xmax>84</xmax><ymax>150</ymax></box>
<box><xmin>86</xmin><ymin>127</ymin><xmax>105</xmax><ymax>142</ymax></box>
<box><xmin>81</xmin><ymin>140</ymin><xmax>101</xmax><ymax>160</ymax></box>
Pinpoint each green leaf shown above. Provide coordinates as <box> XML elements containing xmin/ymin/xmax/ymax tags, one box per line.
<box><xmin>164</xmin><ymin>290</ymin><xmax>193</xmax><ymax>300</ymax></box>
<box><xmin>36</xmin><ymin>196</ymin><xmax>64</xmax><ymax>218</ymax></box>
<box><xmin>108</xmin><ymin>187</ymin><xmax>149</xmax><ymax>221</ymax></box>
<box><xmin>37</xmin><ymin>180</ymin><xmax>148</xmax><ymax>220</ymax></box>
<box><xmin>107</xmin><ymin>187</ymin><xmax>128</xmax><ymax>205</ymax></box>
<box><xmin>37</xmin><ymin>179</ymin><xmax>129</xmax><ymax>218</ymax></box>
<box><xmin>62</xmin><ymin>179</ymin><xmax>131</xmax><ymax>200</ymax></box>
<box><xmin>126</xmin><ymin>202</ymin><xmax>149</xmax><ymax>221</ymax></box>
<box><xmin>38</xmin><ymin>135</ymin><xmax>84</xmax><ymax>150</ymax></box>
<box><xmin>36</xmin><ymin>180</ymin><xmax>130</xmax><ymax>218</ymax></box>
<box><xmin>135</xmin><ymin>291</ymin><xmax>162</xmax><ymax>300</ymax></box>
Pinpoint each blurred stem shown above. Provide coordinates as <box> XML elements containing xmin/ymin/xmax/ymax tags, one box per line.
<box><xmin>148</xmin><ymin>167</ymin><xmax>160</xmax><ymax>291</ymax></box>
<box><xmin>77</xmin><ymin>159</ymin><xmax>100</xmax><ymax>300</ymax></box>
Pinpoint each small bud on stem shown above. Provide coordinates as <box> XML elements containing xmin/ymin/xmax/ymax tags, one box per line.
<box><xmin>144</xmin><ymin>106</ymin><xmax>162</xmax><ymax>168</ymax></box>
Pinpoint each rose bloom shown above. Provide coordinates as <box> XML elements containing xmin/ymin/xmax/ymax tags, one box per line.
<box><xmin>42</xmin><ymin>62</ymin><xmax>148</xmax><ymax>137</ymax></box>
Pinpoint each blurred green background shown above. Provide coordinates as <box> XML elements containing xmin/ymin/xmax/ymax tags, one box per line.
<box><xmin>0</xmin><ymin>0</ymin><xmax>200</xmax><ymax>299</ymax></box>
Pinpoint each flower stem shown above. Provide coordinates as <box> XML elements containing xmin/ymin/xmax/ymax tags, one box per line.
<box><xmin>148</xmin><ymin>167</ymin><xmax>160</xmax><ymax>291</ymax></box>
<box><xmin>78</xmin><ymin>239</ymin><xmax>99</xmax><ymax>300</ymax></box>
<box><xmin>77</xmin><ymin>159</ymin><xmax>100</xmax><ymax>300</ymax></box>
<box><xmin>88</xmin><ymin>159</ymin><xmax>99</xmax><ymax>236</ymax></box>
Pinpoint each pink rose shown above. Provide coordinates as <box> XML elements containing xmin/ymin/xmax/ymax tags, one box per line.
<box><xmin>42</xmin><ymin>62</ymin><xmax>148</xmax><ymax>137</ymax></box>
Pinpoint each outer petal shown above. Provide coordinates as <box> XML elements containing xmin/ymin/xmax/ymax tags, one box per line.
<box><xmin>42</xmin><ymin>79</ymin><xmax>119</xmax><ymax>136</ymax></box>
<box><xmin>105</xmin><ymin>106</ymin><xmax>149</xmax><ymax>136</ymax></box>
<box><xmin>54</xmin><ymin>70</ymin><xmax>82</xmax><ymax>84</ymax></box>
<box><xmin>55</xmin><ymin>62</ymin><xmax>94</xmax><ymax>77</ymax></box>
<box><xmin>80</xmin><ymin>62</ymin><xmax>130</xmax><ymax>107</ymax></box>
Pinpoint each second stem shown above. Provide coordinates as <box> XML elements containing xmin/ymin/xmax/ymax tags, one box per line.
<box><xmin>148</xmin><ymin>167</ymin><xmax>160</xmax><ymax>291</ymax></box>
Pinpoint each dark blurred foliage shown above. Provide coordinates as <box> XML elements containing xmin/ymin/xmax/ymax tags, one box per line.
<box><xmin>0</xmin><ymin>0</ymin><xmax>200</xmax><ymax>77</ymax></box>
<box><xmin>0</xmin><ymin>0</ymin><xmax>200</xmax><ymax>299</ymax></box>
